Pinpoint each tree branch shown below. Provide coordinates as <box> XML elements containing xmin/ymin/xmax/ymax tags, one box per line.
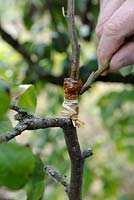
<box><xmin>0</xmin><ymin>105</ymin><xmax>72</xmax><ymax>143</ymax></box>
<box><xmin>1</xmin><ymin>104</ymin><xmax>93</xmax><ymax>200</ymax></box>
<box><xmin>0</xmin><ymin>25</ymin><xmax>33</xmax><ymax>65</ymax></box>
<box><xmin>66</xmin><ymin>0</ymin><xmax>80</xmax><ymax>80</ymax></box>
<box><xmin>63</xmin><ymin>126</ymin><xmax>83</xmax><ymax>200</ymax></box>
<box><xmin>0</xmin><ymin>116</ymin><xmax>72</xmax><ymax>143</ymax></box>
<box><xmin>61</xmin><ymin>2</ymin><xmax>93</xmax><ymax>199</ymax></box>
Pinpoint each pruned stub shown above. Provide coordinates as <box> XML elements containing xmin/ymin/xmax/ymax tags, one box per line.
<box><xmin>61</xmin><ymin>78</ymin><xmax>84</xmax><ymax>127</ymax></box>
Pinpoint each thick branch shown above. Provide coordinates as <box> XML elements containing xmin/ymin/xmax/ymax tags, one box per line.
<box><xmin>66</xmin><ymin>0</ymin><xmax>80</xmax><ymax>80</ymax></box>
<box><xmin>63</xmin><ymin>126</ymin><xmax>83</xmax><ymax>200</ymax></box>
<box><xmin>63</xmin><ymin>126</ymin><xmax>92</xmax><ymax>200</ymax></box>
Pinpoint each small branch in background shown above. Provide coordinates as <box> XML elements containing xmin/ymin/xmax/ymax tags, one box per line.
<box><xmin>1</xmin><ymin>25</ymin><xmax>134</xmax><ymax>85</ymax></box>
<box><xmin>45</xmin><ymin>165</ymin><xmax>69</xmax><ymax>194</ymax></box>
<box><xmin>66</xmin><ymin>0</ymin><xmax>80</xmax><ymax>80</ymax></box>
<box><xmin>0</xmin><ymin>25</ymin><xmax>68</xmax><ymax>86</ymax></box>
<box><xmin>96</xmin><ymin>73</ymin><xmax>134</xmax><ymax>84</ymax></box>
<box><xmin>79</xmin><ymin>61</ymin><xmax>110</xmax><ymax>95</ymax></box>
<box><xmin>0</xmin><ymin>25</ymin><xmax>33</xmax><ymax>65</ymax></box>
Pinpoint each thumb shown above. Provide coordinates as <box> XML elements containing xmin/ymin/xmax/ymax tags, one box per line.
<box><xmin>110</xmin><ymin>41</ymin><xmax>134</xmax><ymax>71</ymax></box>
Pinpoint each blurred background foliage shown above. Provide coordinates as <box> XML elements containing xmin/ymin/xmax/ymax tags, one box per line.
<box><xmin>0</xmin><ymin>0</ymin><xmax>134</xmax><ymax>200</ymax></box>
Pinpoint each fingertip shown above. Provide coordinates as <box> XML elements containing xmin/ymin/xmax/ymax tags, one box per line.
<box><xmin>110</xmin><ymin>57</ymin><xmax>121</xmax><ymax>71</ymax></box>
<box><xmin>110</xmin><ymin>42</ymin><xmax>134</xmax><ymax>71</ymax></box>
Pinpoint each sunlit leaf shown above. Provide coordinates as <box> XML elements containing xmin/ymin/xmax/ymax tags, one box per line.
<box><xmin>0</xmin><ymin>116</ymin><xmax>13</xmax><ymax>135</ymax></box>
<box><xmin>18</xmin><ymin>84</ymin><xmax>37</xmax><ymax>113</ymax></box>
<box><xmin>0</xmin><ymin>79</ymin><xmax>10</xmax><ymax>120</ymax></box>
<box><xmin>120</xmin><ymin>65</ymin><xmax>133</xmax><ymax>77</ymax></box>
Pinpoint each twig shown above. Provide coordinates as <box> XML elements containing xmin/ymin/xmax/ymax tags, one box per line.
<box><xmin>66</xmin><ymin>0</ymin><xmax>80</xmax><ymax>80</ymax></box>
<box><xmin>45</xmin><ymin>165</ymin><xmax>69</xmax><ymax>193</ymax></box>
<box><xmin>0</xmin><ymin>123</ymin><xmax>27</xmax><ymax>143</ymax></box>
<box><xmin>82</xmin><ymin>148</ymin><xmax>93</xmax><ymax>159</ymax></box>
<box><xmin>79</xmin><ymin>60</ymin><xmax>110</xmax><ymax>95</ymax></box>
<box><xmin>0</xmin><ymin>116</ymin><xmax>72</xmax><ymax>143</ymax></box>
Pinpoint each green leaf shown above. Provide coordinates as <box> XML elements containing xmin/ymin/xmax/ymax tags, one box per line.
<box><xmin>26</xmin><ymin>156</ymin><xmax>45</xmax><ymax>200</ymax></box>
<box><xmin>0</xmin><ymin>143</ymin><xmax>35</xmax><ymax>190</ymax></box>
<box><xmin>23</xmin><ymin>2</ymin><xmax>34</xmax><ymax>30</ymax></box>
<box><xmin>0</xmin><ymin>79</ymin><xmax>11</xmax><ymax>120</ymax></box>
<box><xmin>18</xmin><ymin>84</ymin><xmax>37</xmax><ymax>113</ymax></box>
<box><xmin>0</xmin><ymin>116</ymin><xmax>13</xmax><ymax>135</ymax></box>
<box><xmin>119</xmin><ymin>65</ymin><xmax>133</xmax><ymax>76</ymax></box>
<box><xmin>98</xmin><ymin>89</ymin><xmax>134</xmax><ymax>160</ymax></box>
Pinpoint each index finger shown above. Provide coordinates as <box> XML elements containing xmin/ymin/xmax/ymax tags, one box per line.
<box><xmin>96</xmin><ymin>0</ymin><xmax>125</xmax><ymax>40</ymax></box>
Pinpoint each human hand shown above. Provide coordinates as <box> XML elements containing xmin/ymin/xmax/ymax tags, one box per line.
<box><xmin>96</xmin><ymin>0</ymin><xmax>134</xmax><ymax>71</ymax></box>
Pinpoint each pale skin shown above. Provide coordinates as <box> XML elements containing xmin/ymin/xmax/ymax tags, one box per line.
<box><xmin>96</xmin><ymin>0</ymin><xmax>134</xmax><ymax>71</ymax></box>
